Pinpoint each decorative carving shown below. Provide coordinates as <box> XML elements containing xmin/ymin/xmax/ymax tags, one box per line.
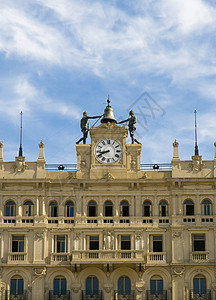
<box><xmin>172</xmin><ymin>266</ymin><xmax>185</xmax><ymax>278</ymax></box>
<box><xmin>172</xmin><ymin>231</ymin><xmax>182</xmax><ymax>239</ymax></box>
<box><xmin>81</xmin><ymin>160</ymin><xmax>86</xmax><ymax>168</ymax></box>
<box><xmin>102</xmin><ymin>172</ymin><xmax>114</xmax><ymax>181</ymax></box>
<box><xmin>103</xmin><ymin>232</ymin><xmax>114</xmax><ymax>250</ymax></box>
<box><xmin>14</xmin><ymin>157</ymin><xmax>28</xmax><ymax>172</ymax></box>
<box><xmin>189</xmin><ymin>156</ymin><xmax>205</xmax><ymax>172</ymax></box>
<box><xmin>33</xmin><ymin>267</ymin><xmax>46</xmax><ymax>278</ymax></box>
<box><xmin>74</xmin><ymin>233</ymin><xmax>81</xmax><ymax>240</ymax></box>
<box><xmin>136</xmin><ymin>281</ymin><xmax>145</xmax><ymax>292</ymax></box>
<box><xmin>34</xmin><ymin>232</ymin><xmax>44</xmax><ymax>240</ymax></box>
<box><xmin>39</xmin><ymin>140</ymin><xmax>44</xmax><ymax>148</ymax></box>
<box><xmin>141</xmin><ymin>172</ymin><xmax>148</xmax><ymax>179</ymax></box>
<box><xmin>72</xmin><ymin>283</ymin><xmax>81</xmax><ymax>293</ymax></box>
<box><xmin>104</xmin><ymin>284</ymin><xmax>113</xmax><ymax>293</ymax></box>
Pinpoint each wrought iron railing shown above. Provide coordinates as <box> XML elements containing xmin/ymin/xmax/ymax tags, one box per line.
<box><xmin>114</xmin><ymin>290</ymin><xmax>135</xmax><ymax>300</ymax></box>
<box><xmin>46</xmin><ymin>164</ymin><xmax>77</xmax><ymax>171</ymax></box>
<box><xmin>146</xmin><ymin>290</ymin><xmax>167</xmax><ymax>300</ymax></box>
<box><xmin>49</xmin><ymin>290</ymin><xmax>70</xmax><ymax>300</ymax></box>
<box><xmin>5</xmin><ymin>290</ymin><xmax>27</xmax><ymax>300</ymax></box>
<box><xmin>190</xmin><ymin>289</ymin><xmax>211</xmax><ymax>300</ymax></box>
<box><xmin>82</xmin><ymin>290</ymin><xmax>103</xmax><ymax>299</ymax></box>
<box><xmin>45</xmin><ymin>163</ymin><xmax>172</xmax><ymax>171</ymax></box>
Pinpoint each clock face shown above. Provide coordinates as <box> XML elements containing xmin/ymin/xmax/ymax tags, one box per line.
<box><xmin>95</xmin><ymin>139</ymin><xmax>122</xmax><ymax>164</ymax></box>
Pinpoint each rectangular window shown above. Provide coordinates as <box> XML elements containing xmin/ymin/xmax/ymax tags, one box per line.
<box><xmin>51</xmin><ymin>206</ymin><xmax>58</xmax><ymax>217</ymax></box>
<box><xmin>89</xmin><ymin>236</ymin><xmax>99</xmax><ymax>250</ymax></box>
<box><xmin>105</xmin><ymin>206</ymin><xmax>113</xmax><ymax>217</ymax></box>
<box><xmin>186</xmin><ymin>205</ymin><xmax>194</xmax><ymax>216</ymax></box>
<box><xmin>122</xmin><ymin>206</ymin><xmax>129</xmax><ymax>217</ymax></box>
<box><xmin>121</xmin><ymin>236</ymin><xmax>131</xmax><ymax>250</ymax></box>
<box><xmin>144</xmin><ymin>206</ymin><xmax>150</xmax><ymax>217</ymax></box>
<box><xmin>193</xmin><ymin>234</ymin><xmax>205</xmax><ymax>251</ymax></box>
<box><xmin>153</xmin><ymin>236</ymin><xmax>163</xmax><ymax>252</ymax></box>
<box><xmin>12</xmin><ymin>236</ymin><xmax>24</xmax><ymax>252</ymax></box>
<box><xmin>55</xmin><ymin>236</ymin><xmax>67</xmax><ymax>253</ymax></box>
<box><xmin>88</xmin><ymin>206</ymin><xmax>96</xmax><ymax>217</ymax></box>
<box><xmin>161</xmin><ymin>206</ymin><xmax>167</xmax><ymax>216</ymax></box>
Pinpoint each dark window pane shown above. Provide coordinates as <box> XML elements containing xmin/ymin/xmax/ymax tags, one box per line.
<box><xmin>186</xmin><ymin>205</ymin><xmax>194</xmax><ymax>216</ymax></box>
<box><xmin>144</xmin><ymin>206</ymin><xmax>150</xmax><ymax>216</ymax></box>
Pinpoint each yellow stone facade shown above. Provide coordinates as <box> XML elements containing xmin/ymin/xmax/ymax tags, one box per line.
<box><xmin>0</xmin><ymin>120</ymin><xmax>216</xmax><ymax>300</ymax></box>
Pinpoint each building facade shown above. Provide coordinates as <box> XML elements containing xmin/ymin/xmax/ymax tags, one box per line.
<box><xmin>0</xmin><ymin>103</ymin><xmax>216</xmax><ymax>300</ymax></box>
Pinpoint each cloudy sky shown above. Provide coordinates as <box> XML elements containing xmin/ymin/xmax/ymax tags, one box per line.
<box><xmin>0</xmin><ymin>0</ymin><xmax>216</xmax><ymax>164</ymax></box>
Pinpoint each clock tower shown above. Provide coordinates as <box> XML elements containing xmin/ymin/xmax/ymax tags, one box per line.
<box><xmin>76</xmin><ymin>99</ymin><xmax>141</xmax><ymax>179</ymax></box>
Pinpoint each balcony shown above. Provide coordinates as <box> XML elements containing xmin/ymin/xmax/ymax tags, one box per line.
<box><xmin>8</xmin><ymin>252</ymin><xmax>27</xmax><ymax>263</ymax></box>
<box><xmin>146</xmin><ymin>290</ymin><xmax>167</xmax><ymax>300</ymax></box>
<box><xmin>82</xmin><ymin>290</ymin><xmax>103</xmax><ymax>300</ymax></box>
<box><xmin>114</xmin><ymin>290</ymin><xmax>135</xmax><ymax>300</ymax></box>
<box><xmin>49</xmin><ymin>290</ymin><xmax>70</xmax><ymax>300</ymax></box>
<box><xmin>50</xmin><ymin>253</ymin><xmax>71</xmax><ymax>264</ymax></box>
<box><xmin>190</xmin><ymin>252</ymin><xmax>209</xmax><ymax>263</ymax></box>
<box><xmin>147</xmin><ymin>252</ymin><xmax>166</xmax><ymax>264</ymax></box>
<box><xmin>5</xmin><ymin>290</ymin><xmax>27</xmax><ymax>300</ymax></box>
<box><xmin>190</xmin><ymin>290</ymin><xmax>211</xmax><ymax>300</ymax></box>
<box><xmin>72</xmin><ymin>250</ymin><xmax>145</xmax><ymax>262</ymax></box>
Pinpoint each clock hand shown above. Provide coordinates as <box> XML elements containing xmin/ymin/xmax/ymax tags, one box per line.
<box><xmin>99</xmin><ymin>149</ymin><xmax>110</xmax><ymax>155</ymax></box>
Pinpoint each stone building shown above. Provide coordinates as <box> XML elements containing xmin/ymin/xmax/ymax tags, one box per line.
<box><xmin>0</xmin><ymin>101</ymin><xmax>216</xmax><ymax>300</ymax></box>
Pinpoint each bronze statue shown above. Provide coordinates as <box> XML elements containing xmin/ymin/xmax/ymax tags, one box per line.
<box><xmin>76</xmin><ymin>112</ymin><xmax>102</xmax><ymax>144</ymax></box>
<box><xmin>118</xmin><ymin>110</ymin><xmax>140</xmax><ymax>144</ymax></box>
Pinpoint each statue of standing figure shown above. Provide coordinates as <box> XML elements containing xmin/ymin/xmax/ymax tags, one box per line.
<box><xmin>118</xmin><ymin>110</ymin><xmax>141</xmax><ymax>144</ymax></box>
<box><xmin>76</xmin><ymin>112</ymin><xmax>102</xmax><ymax>144</ymax></box>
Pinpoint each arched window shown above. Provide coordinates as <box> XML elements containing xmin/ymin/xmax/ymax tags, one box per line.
<box><xmin>193</xmin><ymin>275</ymin><xmax>206</xmax><ymax>294</ymax></box>
<box><xmin>143</xmin><ymin>201</ymin><xmax>152</xmax><ymax>217</ymax></box>
<box><xmin>104</xmin><ymin>201</ymin><xmax>113</xmax><ymax>217</ymax></box>
<box><xmin>10</xmin><ymin>276</ymin><xmax>24</xmax><ymax>295</ymax></box>
<box><xmin>159</xmin><ymin>201</ymin><xmax>168</xmax><ymax>217</ymax></box>
<box><xmin>86</xmin><ymin>276</ymin><xmax>99</xmax><ymax>295</ymax></box>
<box><xmin>184</xmin><ymin>200</ymin><xmax>194</xmax><ymax>216</ymax></box>
<box><xmin>49</xmin><ymin>201</ymin><xmax>58</xmax><ymax>217</ymax></box>
<box><xmin>118</xmin><ymin>276</ymin><xmax>131</xmax><ymax>295</ymax></box>
<box><xmin>88</xmin><ymin>201</ymin><xmax>97</xmax><ymax>217</ymax></box>
<box><xmin>23</xmin><ymin>201</ymin><xmax>34</xmax><ymax>216</ymax></box>
<box><xmin>201</xmin><ymin>200</ymin><xmax>212</xmax><ymax>216</ymax></box>
<box><xmin>53</xmin><ymin>276</ymin><xmax>67</xmax><ymax>295</ymax></box>
<box><xmin>65</xmin><ymin>201</ymin><xmax>74</xmax><ymax>217</ymax></box>
<box><xmin>120</xmin><ymin>200</ymin><xmax>129</xmax><ymax>217</ymax></box>
<box><xmin>150</xmin><ymin>275</ymin><xmax>163</xmax><ymax>295</ymax></box>
<box><xmin>5</xmin><ymin>201</ymin><xmax>16</xmax><ymax>217</ymax></box>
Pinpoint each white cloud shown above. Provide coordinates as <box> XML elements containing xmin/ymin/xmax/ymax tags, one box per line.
<box><xmin>0</xmin><ymin>76</ymin><xmax>81</xmax><ymax>121</ymax></box>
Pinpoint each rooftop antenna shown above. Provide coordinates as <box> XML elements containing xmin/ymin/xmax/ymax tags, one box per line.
<box><xmin>194</xmin><ymin>110</ymin><xmax>199</xmax><ymax>156</ymax></box>
<box><xmin>18</xmin><ymin>111</ymin><xmax>23</xmax><ymax>157</ymax></box>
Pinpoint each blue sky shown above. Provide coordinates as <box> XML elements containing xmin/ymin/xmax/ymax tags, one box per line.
<box><xmin>0</xmin><ymin>0</ymin><xmax>216</xmax><ymax>164</ymax></box>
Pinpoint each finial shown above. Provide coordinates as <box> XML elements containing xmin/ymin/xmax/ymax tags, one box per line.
<box><xmin>18</xmin><ymin>111</ymin><xmax>23</xmax><ymax>157</ymax></box>
<box><xmin>107</xmin><ymin>96</ymin><xmax>110</xmax><ymax>107</ymax></box>
<box><xmin>194</xmin><ymin>110</ymin><xmax>199</xmax><ymax>156</ymax></box>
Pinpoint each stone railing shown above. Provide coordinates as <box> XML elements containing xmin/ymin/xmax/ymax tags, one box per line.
<box><xmin>50</xmin><ymin>253</ymin><xmax>71</xmax><ymax>263</ymax></box>
<box><xmin>8</xmin><ymin>252</ymin><xmax>27</xmax><ymax>262</ymax></box>
<box><xmin>72</xmin><ymin>250</ymin><xmax>145</xmax><ymax>262</ymax></box>
<box><xmin>190</xmin><ymin>251</ymin><xmax>209</xmax><ymax>262</ymax></box>
<box><xmin>147</xmin><ymin>252</ymin><xmax>166</xmax><ymax>264</ymax></box>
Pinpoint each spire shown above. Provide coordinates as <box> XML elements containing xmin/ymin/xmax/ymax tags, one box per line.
<box><xmin>194</xmin><ymin>110</ymin><xmax>199</xmax><ymax>156</ymax></box>
<box><xmin>101</xmin><ymin>97</ymin><xmax>117</xmax><ymax>124</ymax></box>
<box><xmin>18</xmin><ymin>111</ymin><xmax>23</xmax><ymax>157</ymax></box>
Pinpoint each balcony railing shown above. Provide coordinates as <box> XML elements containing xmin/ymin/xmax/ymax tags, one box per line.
<box><xmin>147</xmin><ymin>252</ymin><xmax>166</xmax><ymax>264</ymax></box>
<box><xmin>190</xmin><ymin>289</ymin><xmax>211</xmax><ymax>300</ymax></box>
<box><xmin>114</xmin><ymin>290</ymin><xmax>135</xmax><ymax>300</ymax></box>
<box><xmin>49</xmin><ymin>290</ymin><xmax>70</xmax><ymax>300</ymax></box>
<box><xmin>50</xmin><ymin>253</ymin><xmax>71</xmax><ymax>263</ymax></box>
<box><xmin>190</xmin><ymin>251</ymin><xmax>209</xmax><ymax>262</ymax></box>
<box><xmin>82</xmin><ymin>290</ymin><xmax>103</xmax><ymax>300</ymax></box>
<box><xmin>5</xmin><ymin>290</ymin><xmax>27</xmax><ymax>300</ymax></box>
<box><xmin>8</xmin><ymin>252</ymin><xmax>27</xmax><ymax>262</ymax></box>
<box><xmin>146</xmin><ymin>290</ymin><xmax>167</xmax><ymax>300</ymax></box>
<box><xmin>72</xmin><ymin>250</ymin><xmax>145</xmax><ymax>262</ymax></box>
